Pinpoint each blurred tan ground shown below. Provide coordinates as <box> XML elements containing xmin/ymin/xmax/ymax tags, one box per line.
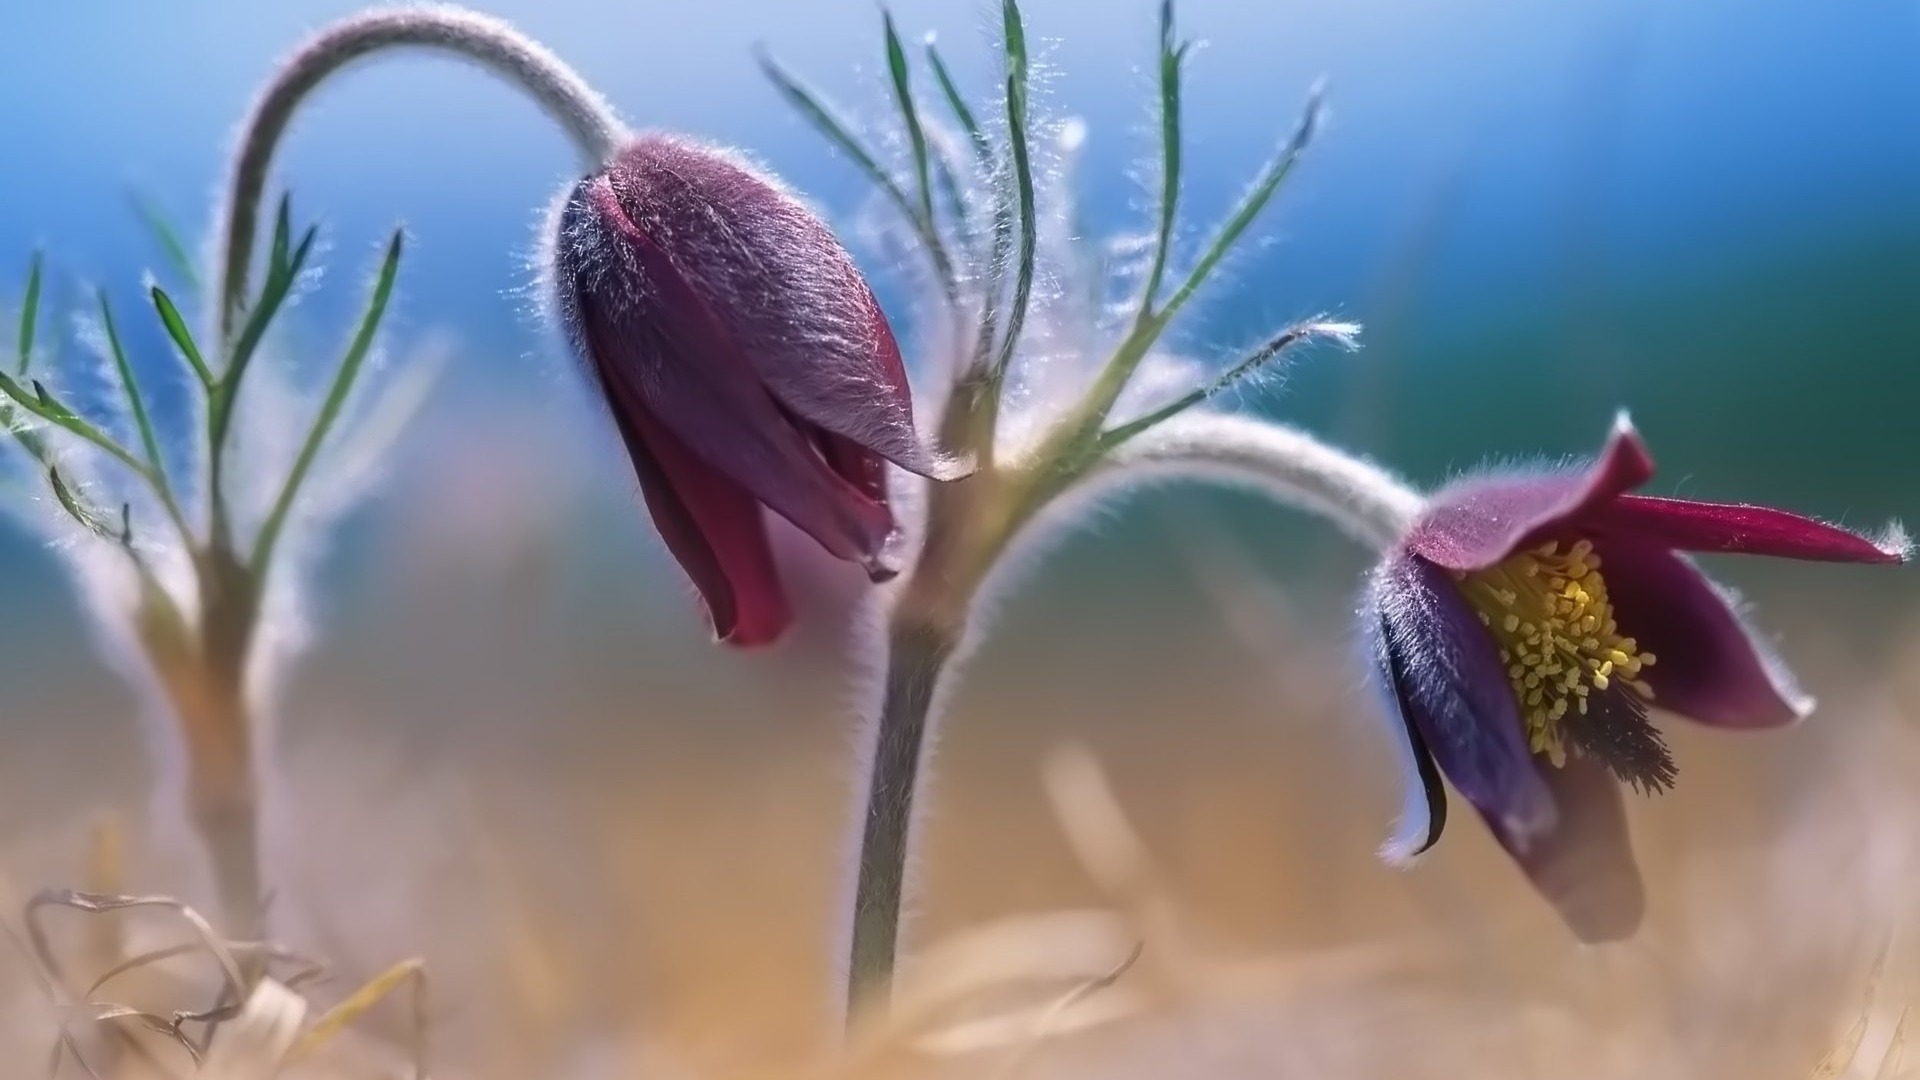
<box><xmin>2</xmin><ymin>417</ymin><xmax>1918</xmax><ymax>1078</ymax></box>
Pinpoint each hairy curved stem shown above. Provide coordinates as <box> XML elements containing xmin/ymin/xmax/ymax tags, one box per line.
<box><xmin>216</xmin><ymin>5</ymin><xmax>628</xmax><ymax>343</ymax></box>
<box><xmin>186</xmin><ymin>4</ymin><xmax>625</xmax><ymax>954</ymax></box>
<box><xmin>1093</xmin><ymin>413</ymin><xmax>1419</xmax><ymax>549</ymax></box>
<box><xmin>842</xmin><ymin>417</ymin><xmax>1421</xmax><ymax>1022</ymax></box>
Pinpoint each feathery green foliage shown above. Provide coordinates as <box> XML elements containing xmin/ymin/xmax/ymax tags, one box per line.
<box><xmin>252</xmin><ymin>230</ymin><xmax>405</xmax><ymax>577</ymax></box>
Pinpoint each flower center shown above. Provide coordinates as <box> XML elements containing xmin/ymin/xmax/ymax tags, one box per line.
<box><xmin>1454</xmin><ymin>540</ymin><xmax>1658</xmax><ymax>768</ymax></box>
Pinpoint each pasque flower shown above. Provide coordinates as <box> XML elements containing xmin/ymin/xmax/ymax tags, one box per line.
<box><xmin>551</xmin><ymin>135</ymin><xmax>963</xmax><ymax>646</ymax></box>
<box><xmin>1368</xmin><ymin>415</ymin><xmax>1907</xmax><ymax>941</ymax></box>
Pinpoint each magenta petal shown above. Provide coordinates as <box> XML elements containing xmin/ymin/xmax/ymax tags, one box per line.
<box><xmin>1481</xmin><ymin>754</ymin><xmax>1644</xmax><ymax>943</ymax></box>
<box><xmin>604</xmin><ymin>138</ymin><xmax>962</xmax><ymax>481</ymax></box>
<box><xmin>1408</xmin><ymin>416</ymin><xmax>1656</xmax><ymax>572</ymax></box>
<box><xmin>573</xmin><ymin>177</ymin><xmax>899</xmax><ymax>574</ymax></box>
<box><xmin>1598</xmin><ymin>496</ymin><xmax>1908</xmax><ymax>564</ymax></box>
<box><xmin>1368</xmin><ymin>555</ymin><xmax>1557</xmax><ymax>853</ymax></box>
<box><xmin>1596</xmin><ymin>541</ymin><xmax>1811</xmax><ymax>728</ymax></box>
<box><xmin>614</xmin><ymin>393</ymin><xmax>791</xmax><ymax>647</ymax></box>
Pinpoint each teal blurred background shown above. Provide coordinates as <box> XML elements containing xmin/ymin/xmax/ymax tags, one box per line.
<box><xmin>2</xmin><ymin>0</ymin><xmax>1916</xmax><ymax>737</ymax></box>
<box><xmin>0</xmin><ymin>0</ymin><xmax>1914</xmax><ymax>711</ymax></box>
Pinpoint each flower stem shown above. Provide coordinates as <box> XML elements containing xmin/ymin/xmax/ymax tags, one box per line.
<box><xmin>840</xmin><ymin>419</ymin><xmax>1420</xmax><ymax>1021</ymax></box>
<box><xmin>136</xmin><ymin>551</ymin><xmax>267</xmax><ymax>950</ymax></box>
<box><xmin>845</xmin><ymin>618</ymin><xmax>957</xmax><ymax>1018</ymax></box>
<box><xmin>215</xmin><ymin>5</ymin><xmax>629</xmax><ymax>344</ymax></box>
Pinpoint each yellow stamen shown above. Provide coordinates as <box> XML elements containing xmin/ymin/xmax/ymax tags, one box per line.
<box><xmin>1453</xmin><ymin>540</ymin><xmax>1657</xmax><ymax>764</ymax></box>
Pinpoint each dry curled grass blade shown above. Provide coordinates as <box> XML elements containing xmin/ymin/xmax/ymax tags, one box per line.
<box><xmin>285</xmin><ymin>957</ymin><xmax>430</xmax><ymax>1080</ymax></box>
<box><xmin>86</xmin><ymin>941</ymin><xmax>326</xmax><ymax>1005</ymax></box>
<box><xmin>199</xmin><ymin>978</ymin><xmax>308</xmax><ymax>1080</ymax></box>
<box><xmin>13</xmin><ymin>884</ymin><xmax>433</xmax><ymax>1078</ymax></box>
<box><xmin>25</xmin><ymin>889</ymin><xmax>247</xmax><ymax>1007</ymax></box>
<box><xmin>827</xmin><ymin>910</ymin><xmax>1146</xmax><ymax>1080</ymax></box>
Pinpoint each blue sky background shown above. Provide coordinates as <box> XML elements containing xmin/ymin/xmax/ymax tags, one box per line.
<box><xmin>7</xmin><ymin>0</ymin><xmax>1919</xmax><ymax>357</ymax></box>
<box><xmin>0</xmin><ymin>0</ymin><xmax>1917</xmax><ymax>672</ymax></box>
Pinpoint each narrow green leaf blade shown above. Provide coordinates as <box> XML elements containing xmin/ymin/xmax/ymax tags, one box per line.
<box><xmin>252</xmin><ymin>229</ymin><xmax>405</xmax><ymax>577</ymax></box>
<box><xmin>1136</xmin><ymin>0</ymin><xmax>1184</xmax><ymax>315</ymax></box>
<box><xmin>97</xmin><ymin>290</ymin><xmax>168</xmax><ymax>480</ymax></box>
<box><xmin>18</xmin><ymin>252</ymin><xmax>42</xmax><ymax>376</ymax></box>
<box><xmin>926</xmin><ymin>43</ymin><xmax>988</xmax><ymax>164</ymax></box>
<box><xmin>1160</xmin><ymin>83</ymin><xmax>1323</xmax><ymax>321</ymax></box>
<box><xmin>760</xmin><ymin>47</ymin><xmax>960</xmax><ymax>300</ymax></box>
<box><xmin>47</xmin><ymin>466</ymin><xmax>113</xmax><ymax>539</ymax></box>
<box><xmin>269</xmin><ymin>194</ymin><xmax>292</xmax><ymax>278</ymax></box>
<box><xmin>1096</xmin><ymin>320</ymin><xmax>1360</xmax><ymax>449</ymax></box>
<box><xmin>929</xmin><ymin>40</ymin><xmax>1017</xmax><ymax>379</ymax></box>
<box><xmin>150</xmin><ymin>287</ymin><xmax>215</xmax><ymax>389</ymax></box>
<box><xmin>1002</xmin><ymin>0</ymin><xmax>1028</xmax><ymax>81</ymax></box>
<box><xmin>225</xmin><ymin>220</ymin><xmax>320</xmax><ymax>401</ymax></box>
<box><xmin>760</xmin><ymin>53</ymin><xmax>913</xmax><ymax>215</ymax></box>
<box><xmin>883</xmin><ymin>11</ymin><xmax>937</xmax><ymax>227</ymax></box>
<box><xmin>988</xmin><ymin>0</ymin><xmax>1038</xmax><ymax>383</ymax></box>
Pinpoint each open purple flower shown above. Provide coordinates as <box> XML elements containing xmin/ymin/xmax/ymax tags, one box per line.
<box><xmin>1366</xmin><ymin>414</ymin><xmax>1906</xmax><ymax>941</ymax></box>
<box><xmin>551</xmin><ymin>135</ymin><xmax>964</xmax><ymax>646</ymax></box>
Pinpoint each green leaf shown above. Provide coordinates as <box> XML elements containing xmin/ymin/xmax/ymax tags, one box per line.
<box><xmin>0</xmin><ymin>343</ymin><xmax>185</xmax><ymax>540</ymax></box>
<box><xmin>931</xmin><ymin>149</ymin><xmax>978</xmax><ymax>259</ymax></box>
<box><xmin>761</xmin><ymin>52</ymin><xmax>915</xmax><ymax>220</ymax></box>
<box><xmin>97</xmin><ymin>290</ymin><xmax>171</xmax><ymax>486</ymax></box>
<box><xmin>921</xmin><ymin>42</ymin><xmax>994</xmax><ymax>264</ymax></box>
<box><xmin>130</xmin><ymin>192</ymin><xmax>201</xmax><ymax>292</ymax></box>
<box><xmin>987</xmin><ymin>0</ymin><xmax>1038</xmax><ymax>384</ymax></box>
<box><xmin>929</xmin><ymin>40</ymin><xmax>1017</xmax><ymax>380</ymax></box>
<box><xmin>269</xmin><ymin>194</ymin><xmax>292</xmax><ymax>280</ymax></box>
<box><xmin>208</xmin><ymin>199</ymin><xmax>314</xmax><ymax>545</ymax></box>
<box><xmin>221</xmin><ymin>222</ymin><xmax>318</xmax><ymax>423</ymax></box>
<box><xmin>926</xmin><ymin>43</ymin><xmax>988</xmax><ymax>163</ymax></box>
<box><xmin>46</xmin><ymin>466</ymin><xmax>113</xmax><ymax>540</ymax></box>
<box><xmin>18</xmin><ymin>252</ymin><xmax>42</xmax><ymax>376</ymax></box>
<box><xmin>150</xmin><ymin>287</ymin><xmax>215</xmax><ymax>389</ymax></box>
<box><xmin>759</xmin><ymin>48</ymin><xmax>958</xmax><ymax>303</ymax></box>
<box><xmin>1074</xmin><ymin>84</ymin><xmax>1325</xmax><ymax>432</ymax></box>
<box><xmin>883</xmin><ymin>12</ymin><xmax>937</xmax><ymax>229</ymax></box>
<box><xmin>1096</xmin><ymin>320</ymin><xmax>1359</xmax><ymax>449</ymax></box>
<box><xmin>0</xmin><ymin>370</ymin><xmax>142</xmax><ymax>472</ymax></box>
<box><xmin>1</xmin><ymin>407</ymin><xmax>49</xmax><ymax>464</ymax></box>
<box><xmin>1158</xmin><ymin>83</ymin><xmax>1322</xmax><ymax>321</ymax></box>
<box><xmin>251</xmin><ymin>229</ymin><xmax>404</xmax><ymax>578</ymax></box>
<box><xmin>1136</xmin><ymin>0</ymin><xmax>1186</xmax><ymax>318</ymax></box>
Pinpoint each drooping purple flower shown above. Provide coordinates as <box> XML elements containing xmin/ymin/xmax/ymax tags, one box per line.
<box><xmin>1367</xmin><ymin>414</ymin><xmax>1906</xmax><ymax>941</ymax></box>
<box><xmin>550</xmin><ymin>135</ymin><xmax>964</xmax><ymax>645</ymax></box>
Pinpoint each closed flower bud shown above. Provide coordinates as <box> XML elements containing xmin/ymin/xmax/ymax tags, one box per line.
<box><xmin>550</xmin><ymin>134</ymin><xmax>964</xmax><ymax>645</ymax></box>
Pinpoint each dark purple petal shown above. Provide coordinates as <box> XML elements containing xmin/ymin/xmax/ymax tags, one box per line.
<box><xmin>604</xmin><ymin>137</ymin><xmax>965</xmax><ymax>481</ymax></box>
<box><xmin>1480</xmin><ymin>754</ymin><xmax>1644</xmax><ymax>943</ymax></box>
<box><xmin>812</xmin><ymin>425</ymin><xmax>890</xmax><ymax>510</ymax></box>
<box><xmin>1364</xmin><ymin>603</ymin><xmax>1449</xmax><ymax>863</ymax></box>
<box><xmin>568</xmin><ymin>174</ymin><xmax>899</xmax><ymax>579</ymax></box>
<box><xmin>613</xmin><ymin>391</ymin><xmax>790</xmax><ymax>647</ymax></box>
<box><xmin>1596</xmin><ymin>541</ymin><xmax>1812</xmax><ymax>728</ymax></box>
<box><xmin>1368</xmin><ymin>554</ymin><xmax>1557</xmax><ymax>852</ymax></box>
<box><xmin>1597</xmin><ymin>496</ymin><xmax>1908</xmax><ymax>564</ymax></box>
<box><xmin>1407</xmin><ymin>415</ymin><xmax>1655</xmax><ymax>572</ymax></box>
